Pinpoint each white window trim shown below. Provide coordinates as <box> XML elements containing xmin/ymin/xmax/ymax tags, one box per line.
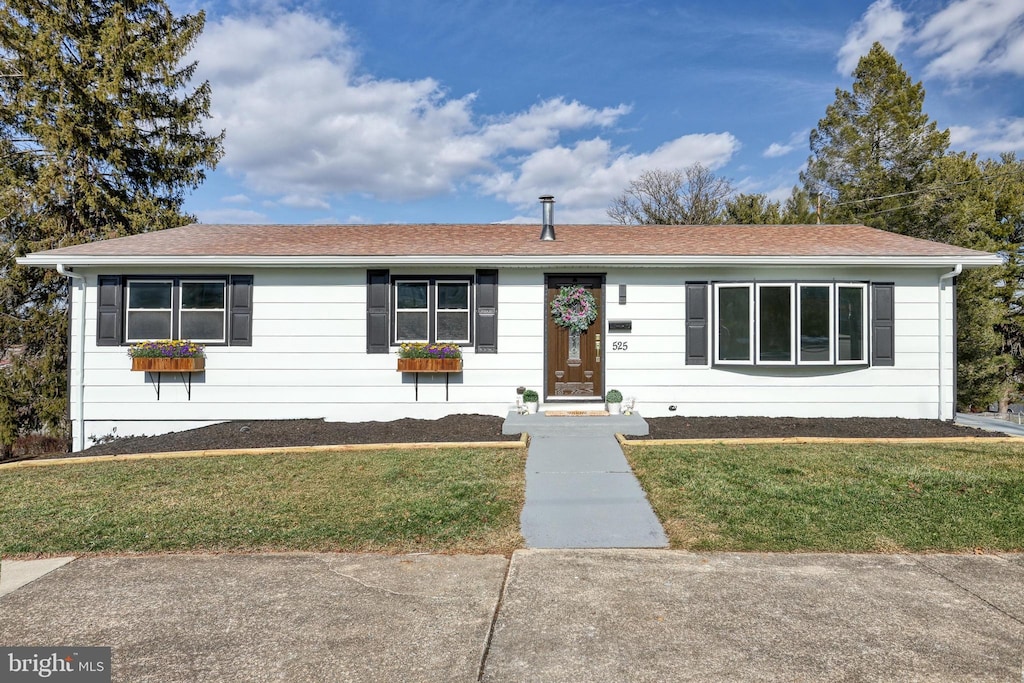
<box><xmin>179</xmin><ymin>280</ymin><xmax>227</xmax><ymax>344</ymax></box>
<box><xmin>394</xmin><ymin>279</ymin><xmax>430</xmax><ymax>343</ymax></box>
<box><xmin>755</xmin><ymin>283</ymin><xmax>795</xmax><ymax>366</ymax></box>
<box><xmin>434</xmin><ymin>280</ymin><xmax>471</xmax><ymax>344</ymax></box>
<box><xmin>797</xmin><ymin>283</ymin><xmax>835</xmax><ymax>365</ymax></box>
<box><xmin>125</xmin><ymin>279</ymin><xmax>173</xmax><ymax>343</ymax></box>
<box><xmin>714</xmin><ymin>283</ymin><xmax>754</xmax><ymax>365</ymax></box>
<box><xmin>836</xmin><ymin>282</ymin><xmax>869</xmax><ymax>365</ymax></box>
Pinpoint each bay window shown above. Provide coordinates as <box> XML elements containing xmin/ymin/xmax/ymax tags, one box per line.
<box><xmin>713</xmin><ymin>282</ymin><xmax>871</xmax><ymax>366</ymax></box>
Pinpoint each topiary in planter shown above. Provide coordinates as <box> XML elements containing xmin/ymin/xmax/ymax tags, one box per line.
<box><xmin>522</xmin><ymin>389</ymin><xmax>539</xmax><ymax>403</ymax></box>
<box><xmin>605</xmin><ymin>389</ymin><xmax>623</xmax><ymax>403</ymax></box>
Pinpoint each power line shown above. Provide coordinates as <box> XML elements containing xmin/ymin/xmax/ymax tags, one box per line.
<box><xmin>827</xmin><ymin>167</ymin><xmax>1022</xmax><ymax>210</ymax></box>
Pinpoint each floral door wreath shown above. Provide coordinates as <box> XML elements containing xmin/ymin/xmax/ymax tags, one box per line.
<box><xmin>550</xmin><ymin>285</ymin><xmax>598</xmax><ymax>333</ymax></box>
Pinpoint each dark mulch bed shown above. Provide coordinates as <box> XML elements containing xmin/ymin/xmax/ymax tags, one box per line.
<box><xmin>27</xmin><ymin>414</ymin><xmax>1003</xmax><ymax>460</ymax></box>
<box><xmin>636</xmin><ymin>416</ymin><xmax>1001</xmax><ymax>440</ymax></box>
<box><xmin>72</xmin><ymin>415</ymin><xmax>518</xmax><ymax>458</ymax></box>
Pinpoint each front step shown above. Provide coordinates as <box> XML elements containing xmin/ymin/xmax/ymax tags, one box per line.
<box><xmin>539</xmin><ymin>401</ymin><xmax>607</xmax><ymax>415</ymax></box>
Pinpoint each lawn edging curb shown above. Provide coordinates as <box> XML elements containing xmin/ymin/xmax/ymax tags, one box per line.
<box><xmin>615</xmin><ymin>434</ymin><xmax>1023</xmax><ymax>446</ymax></box>
<box><xmin>0</xmin><ymin>433</ymin><xmax>530</xmax><ymax>470</ymax></box>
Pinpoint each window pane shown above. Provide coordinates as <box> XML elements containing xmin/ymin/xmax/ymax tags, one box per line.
<box><xmin>181</xmin><ymin>311</ymin><xmax>225</xmax><ymax>340</ymax></box>
<box><xmin>718</xmin><ymin>287</ymin><xmax>751</xmax><ymax>361</ymax></box>
<box><xmin>182</xmin><ymin>282</ymin><xmax>225</xmax><ymax>309</ymax></box>
<box><xmin>437</xmin><ymin>283</ymin><xmax>468</xmax><ymax>309</ymax></box>
<box><xmin>437</xmin><ymin>312</ymin><xmax>469</xmax><ymax>341</ymax></box>
<box><xmin>759</xmin><ymin>286</ymin><xmax>792</xmax><ymax>362</ymax></box>
<box><xmin>396</xmin><ymin>282</ymin><xmax>427</xmax><ymax>309</ymax></box>
<box><xmin>128</xmin><ymin>282</ymin><xmax>171</xmax><ymax>308</ymax></box>
<box><xmin>127</xmin><ymin>311</ymin><xmax>172</xmax><ymax>340</ymax></box>
<box><xmin>800</xmin><ymin>286</ymin><xmax>831</xmax><ymax>362</ymax></box>
<box><xmin>396</xmin><ymin>311</ymin><xmax>428</xmax><ymax>340</ymax></box>
<box><xmin>838</xmin><ymin>287</ymin><xmax>865</xmax><ymax>361</ymax></box>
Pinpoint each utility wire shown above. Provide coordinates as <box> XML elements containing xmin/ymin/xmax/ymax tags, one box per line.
<box><xmin>826</xmin><ymin>167</ymin><xmax>1021</xmax><ymax>209</ymax></box>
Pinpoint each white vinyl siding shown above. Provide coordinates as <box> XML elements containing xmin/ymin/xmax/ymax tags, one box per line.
<box><xmin>66</xmin><ymin>266</ymin><xmax>955</xmax><ymax>450</ymax></box>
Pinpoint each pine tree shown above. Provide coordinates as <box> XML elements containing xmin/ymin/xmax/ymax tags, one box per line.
<box><xmin>723</xmin><ymin>193</ymin><xmax>782</xmax><ymax>224</ymax></box>
<box><xmin>0</xmin><ymin>0</ymin><xmax>223</xmax><ymax>454</ymax></box>
<box><xmin>801</xmin><ymin>42</ymin><xmax>949</xmax><ymax>235</ymax></box>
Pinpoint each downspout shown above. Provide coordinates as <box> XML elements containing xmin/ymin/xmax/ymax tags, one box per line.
<box><xmin>938</xmin><ymin>264</ymin><xmax>962</xmax><ymax>421</ymax></box>
<box><xmin>56</xmin><ymin>264</ymin><xmax>86</xmax><ymax>451</ymax></box>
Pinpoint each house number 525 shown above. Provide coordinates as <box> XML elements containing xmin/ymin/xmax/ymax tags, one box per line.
<box><xmin>611</xmin><ymin>341</ymin><xmax>629</xmax><ymax>351</ymax></box>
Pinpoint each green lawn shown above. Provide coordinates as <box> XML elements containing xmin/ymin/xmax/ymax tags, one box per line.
<box><xmin>0</xmin><ymin>447</ymin><xmax>525</xmax><ymax>556</ymax></box>
<box><xmin>625</xmin><ymin>441</ymin><xmax>1024</xmax><ymax>552</ymax></box>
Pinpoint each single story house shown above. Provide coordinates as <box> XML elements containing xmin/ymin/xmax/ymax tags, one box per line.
<box><xmin>19</xmin><ymin>198</ymin><xmax>1001</xmax><ymax>451</ymax></box>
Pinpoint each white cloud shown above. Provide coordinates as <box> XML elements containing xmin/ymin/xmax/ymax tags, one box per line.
<box><xmin>915</xmin><ymin>0</ymin><xmax>1024</xmax><ymax>79</ymax></box>
<box><xmin>277</xmin><ymin>194</ymin><xmax>331</xmax><ymax>210</ymax></box>
<box><xmin>192</xmin><ymin>11</ymin><xmax>633</xmax><ymax>207</ymax></box>
<box><xmin>762</xmin><ymin>129</ymin><xmax>808</xmax><ymax>159</ymax></box>
<box><xmin>949</xmin><ymin>118</ymin><xmax>1024</xmax><ymax>153</ymax></box>
<box><xmin>221</xmin><ymin>194</ymin><xmax>251</xmax><ymax>204</ymax></box>
<box><xmin>479</xmin><ymin>133</ymin><xmax>741</xmax><ymax>223</ymax></box>
<box><xmin>837</xmin><ymin>0</ymin><xmax>908</xmax><ymax>75</ymax></box>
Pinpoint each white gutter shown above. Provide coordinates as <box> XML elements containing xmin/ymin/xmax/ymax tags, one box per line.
<box><xmin>56</xmin><ymin>264</ymin><xmax>86</xmax><ymax>451</ymax></box>
<box><xmin>17</xmin><ymin>253</ymin><xmax>1003</xmax><ymax>269</ymax></box>
<box><xmin>938</xmin><ymin>264</ymin><xmax>963</xmax><ymax>420</ymax></box>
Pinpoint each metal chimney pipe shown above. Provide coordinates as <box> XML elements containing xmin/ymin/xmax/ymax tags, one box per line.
<box><xmin>539</xmin><ymin>195</ymin><xmax>555</xmax><ymax>241</ymax></box>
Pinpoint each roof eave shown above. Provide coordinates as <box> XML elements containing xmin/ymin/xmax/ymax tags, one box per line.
<box><xmin>17</xmin><ymin>253</ymin><xmax>1002</xmax><ymax>269</ymax></box>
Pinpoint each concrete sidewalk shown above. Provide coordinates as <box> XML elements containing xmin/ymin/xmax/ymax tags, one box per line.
<box><xmin>505</xmin><ymin>411</ymin><xmax>667</xmax><ymax>548</ymax></box>
<box><xmin>2</xmin><ymin>551</ymin><xmax>1022</xmax><ymax>682</ymax></box>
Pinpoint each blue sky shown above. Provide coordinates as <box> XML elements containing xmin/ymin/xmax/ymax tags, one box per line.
<box><xmin>170</xmin><ymin>0</ymin><xmax>1024</xmax><ymax>225</ymax></box>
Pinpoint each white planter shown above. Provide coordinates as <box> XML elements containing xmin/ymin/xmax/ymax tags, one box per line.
<box><xmin>606</xmin><ymin>402</ymin><xmax>621</xmax><ymax>415</ymax></box>
<box><xmin>525</xmin><ymin>401</ymin><xmax>539</xmax><ymax>414</ymax></box>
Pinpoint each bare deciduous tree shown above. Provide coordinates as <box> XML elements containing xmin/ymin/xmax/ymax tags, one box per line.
<box><xmin>607</xmin><ymin>163</ymin><xmax>734</xmax><ymax>225</ymax></box>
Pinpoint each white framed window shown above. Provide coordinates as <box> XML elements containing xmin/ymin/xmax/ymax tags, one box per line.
<box><xmin>756</xmin><ymin>283</ymin><xmax>795</xmax><ymax>365</ymax></box>
<box><xmin>125</xmin><ymin>280</ymin><xmax>173</xmax><ymax>341</ymax></box>
<box><xmin>392</xmin><ymin>277</ymin><xmax>474</xmax><ymax>345</ymax></box>
<box><xmin>394</xmin><ymin>280</ymin><xmax>430</xmax><ymax>342</ymax></box>
<box><xmin>836</xmin><ymin>283</ymin><xmax>868</xmax><ymax>364</ymax></box>
<box><xmin>713</xmin><ymin>281</ymin><xmax>871</xmax><ymax>366</ymax></box>
<box><xmin>715</xmin><ymin>283</ymin><xmax>753</xmax><ymax>364</ymax></box>
<box><xmin>435</xmin><ymin>280</ymin><xmax>470</xmax><ymax>343</ymax></box>
<box><xmin>798</xmin><ymin>284</ymin><xmax>834</xmax><ymax>364</ymax></box>
<box><xmin>180</xmin><ymin>280</ymin><xmax>227</xmax><ymax>343</ymax></box>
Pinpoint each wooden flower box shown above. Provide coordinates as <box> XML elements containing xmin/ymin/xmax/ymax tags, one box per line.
<box><xmin>131</xmin><ymin>357</ymin><xmax>206</xmax><ymax>372</ymax></box>
<box><xmin>397</xmin><ymin>358</ymin><xmax>463</xmax><ymax>373</ymax></box>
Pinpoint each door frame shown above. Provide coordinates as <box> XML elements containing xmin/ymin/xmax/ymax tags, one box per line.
<box><xmin>543</xmin><ymin>273</ymin><xmax>606</xmax><ymax>401</ymax></box>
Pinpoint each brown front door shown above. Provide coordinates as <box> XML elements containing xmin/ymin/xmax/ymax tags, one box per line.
<box><xmin>545</xmin><ymin>275</ymin><xmax>604</xmax><ymax>399</ymax></box>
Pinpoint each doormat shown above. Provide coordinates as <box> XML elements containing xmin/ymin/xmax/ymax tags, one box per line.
<box><xmin>544</xmin><ymin>410</ymin><xmax>610</xmax><ymax>417</ymax></box>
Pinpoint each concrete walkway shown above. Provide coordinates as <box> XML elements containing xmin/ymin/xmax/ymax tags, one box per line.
<box><xmin>503</xmin><ymin>411</ymin><xmax>667</xmax><ymax>548</ymax></box>
<box><xmin>956</xmin><ymin>411</ymin><xmax>1024</xmax><ymax>437</ymax></box>
<box><xmin>3</xmin><ymin>551</ymin><xmax>1022</xmax><ymax>681</ymax></box>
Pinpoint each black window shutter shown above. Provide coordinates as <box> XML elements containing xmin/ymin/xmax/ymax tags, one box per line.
<box><xmin>367</xmin><ymin>269</ymin><xmax>390</xmax><ymax>353</ymax></box>
<box><xmin>871</xmin><ymin>283</ymin><xmax>895</xmax><ymax>366</ymax></box>
<box><xmin>96</xmin><ymin>275</ymin><xmax>122</xmax><ymax>346</ymax></box>
<box><xmin>228</xmin><ymin>275</ymin><xmax>254</xmax><ymax>346</ymax></box>
<box><xmin>475</xmin><ymin>269</ymin><xmax>498</xmax><ymax>353</ymax></box>
<box><xmin>685</xmin><ymin>282</ymin><xmax>709</xmax><ymax>365</ymax></box>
